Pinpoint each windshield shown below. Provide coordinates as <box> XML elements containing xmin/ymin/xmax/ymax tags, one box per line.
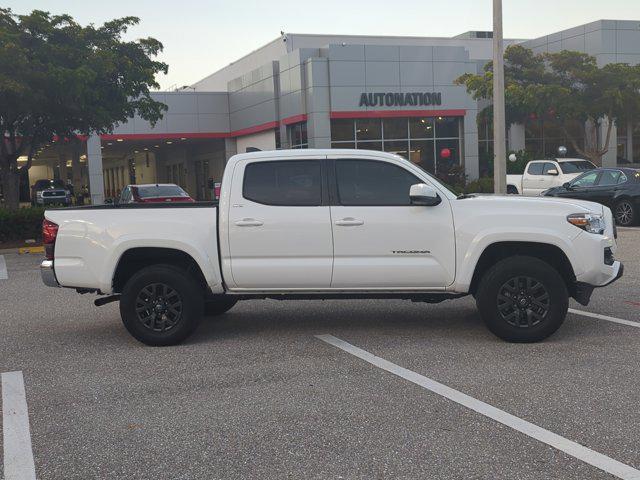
<box><xmin>35</xmin><ymin>179</ymin><xmax>66</xmax><ymax>189</ymax></box>
<box><xmin>135</xmin><ymin>185</ymin><xmax>189</xmax><ymax>198</ymax></box>
<box><xmin>560</xmin><ymin>160</ymin><xmax>596</xmax><ymax>173</ymax></box>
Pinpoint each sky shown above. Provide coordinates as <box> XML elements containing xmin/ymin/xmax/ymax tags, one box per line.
<box><xmin>7</xmin><ymin>0</ymin><xmax>640</xmax><ymax>90</ymax></box>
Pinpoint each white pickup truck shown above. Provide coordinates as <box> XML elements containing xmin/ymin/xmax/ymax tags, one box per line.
<box><xmin>41</xmin><ymin>149</ymin><xmax>622</xmax><ymax>346</ymax></box>
<box><xmin>506</xmin><ymin>158</ymin><xmax>596</xmax><ymax>196</ymax></box>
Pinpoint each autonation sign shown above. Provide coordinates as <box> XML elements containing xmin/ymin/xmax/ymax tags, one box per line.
<box><xmin>358</xmin><ymin>92</ymin><xmax>442</xmax><ymax>107</ymax></box>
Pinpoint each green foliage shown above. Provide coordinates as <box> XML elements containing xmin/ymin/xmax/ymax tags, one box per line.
<box><xmin>506</xmin><ymin>150</ymin><xmax>533</xmax><ymax>175</ymax></box>
<box><xmin>455</xmin><ymin>45</ymin><xmax>640</xmax><ymax>165</ymax></box>
<box><xmin>464</xmin><ymin>177</ymin><xmax>494</xmax><ymax>194</ymax></box>
<box><xmin>0</xmin><ymin>8</ymin><xmax>169</xmax><ymax>209</ymax></box>
<box><xmin>0</xmin><ymin>207</ymin><xmax>44</xmax><ymax>242</ymax></box>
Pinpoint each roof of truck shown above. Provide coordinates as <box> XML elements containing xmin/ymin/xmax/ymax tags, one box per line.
<box><xmin>230</xmin><ymin>149</ymin><xmax>400</xmax><ymax>163</ymax></box>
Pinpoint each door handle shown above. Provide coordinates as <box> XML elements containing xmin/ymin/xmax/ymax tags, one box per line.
<box><xmin>235</xmin><ymin>218</ymin><xmax>263</xmax><ymax>227</ymax></box>
<box><xmin>335</xmin><ymin>217</ymin><xmax>364</xmax><ymax>226</ymax></box>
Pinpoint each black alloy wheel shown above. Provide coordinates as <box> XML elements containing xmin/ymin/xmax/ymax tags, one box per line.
<box><xmin>497</xmin><ymin>276</ymin><xmax>550</xmax><ymax>328</ymax></box>
<box><xmin>614</xmin><ymin>200</ymin><xmax>635</xmax><ymax>226</ymax></box>
<box><xmin>135</xmin><ymin>283</ymin><xmax>184</xmax><ymax>332</ymax></box>
<box><xmin>475</xmin><ymin>255</ymin><xmax>568</xmax><ymax>343</ymax></box>
<box><xmin>120</xmin><ymin>264</ymin><xmax>204</xmax><ymax>346</ymax></box>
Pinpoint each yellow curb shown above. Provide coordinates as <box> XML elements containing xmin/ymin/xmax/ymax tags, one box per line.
<box><xmin>18</xmin><ymin>246</ymin><xmax>44</xmax><ymax>254</ymax></box>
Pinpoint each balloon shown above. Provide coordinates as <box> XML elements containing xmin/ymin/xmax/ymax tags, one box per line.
<box><xmin>440</xmin><ymin>148</ymin><xmax>451</xmax><ymax>159</ymax></box>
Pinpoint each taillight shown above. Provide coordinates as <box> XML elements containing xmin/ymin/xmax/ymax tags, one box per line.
<box><xmin>42</xmin><ymin>219</ymin><xmax>59</xmax><ymax>261</ymax></box>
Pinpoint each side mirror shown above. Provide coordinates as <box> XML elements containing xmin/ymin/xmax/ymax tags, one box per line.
<box><xmin>410</xmin><ymin>184</ymin><xmax>441</xmax><ymax>206</ymax></box>
<box><xmin>562</xmin><ymin>182</ymin><xmax>571</xmax><ymax>189</ymax></box>
<box><xmin>546</xmin><ymin>168</ymin><xmax>559</xmax><ymax>176</ymax></box>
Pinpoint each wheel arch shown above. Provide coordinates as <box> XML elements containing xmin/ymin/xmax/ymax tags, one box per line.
<box><xmin>468</xmin><ymin>241</ymin><xmax>576</xmax><ymax>296</ymax></box>
<box><xmin>112</xmin><ymin>247</ymin><xmax>209</xmax><ymax>294</ymax></box>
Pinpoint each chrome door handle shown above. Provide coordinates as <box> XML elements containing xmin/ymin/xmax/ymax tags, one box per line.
<box><xmin>235</xmin><ymin>218</ymin><xmax>263</xmax><ymax>227</ymax></box>
<box><xmin>335</xmin><ymin>217</ymin><xmax>364</xmax><ymax>226</ymax></box>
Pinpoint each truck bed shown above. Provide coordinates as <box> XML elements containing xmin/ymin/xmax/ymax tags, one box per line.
<box><xmin>45</xmin><ymin>203</ymin><xmax>222</xmax><ymax>294</ymax></box>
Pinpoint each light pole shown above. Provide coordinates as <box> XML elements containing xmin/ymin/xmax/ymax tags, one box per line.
<box><xmin>493</xmin><ymin>0</ymin><xmax>507</xmax><ymax>194</ymax></box>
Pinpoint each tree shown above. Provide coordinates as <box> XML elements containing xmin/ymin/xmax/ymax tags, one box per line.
<box><xmin>456</xmin><ymin>45</ymin><xmax>640</xmax><ymax>165</ymax></box>
<box><xmin>0</xmin><ymin>9</ymin><xmax>168</xmax><ymax>210</ymax></box>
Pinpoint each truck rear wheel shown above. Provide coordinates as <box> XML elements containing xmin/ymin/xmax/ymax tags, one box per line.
<box><xmin>120</xmin><ymin>264</ymin><xmax>204</xmax><ymax>346</ymax></box>
<box><xmin>475</xmin><ymin>256</ymin><xmax>568</xmax><ymax>342</ymax></box>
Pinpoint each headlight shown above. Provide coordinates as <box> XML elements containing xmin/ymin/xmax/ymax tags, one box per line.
<box><xmin>567</xmin><ymin>213</ymin><xmax>606</xmax><ymax>234</ymax></box>
<box><xmin>36</xmin><ymin>191</ymin><xmax>43</xmax><ymax>197</ymax></box>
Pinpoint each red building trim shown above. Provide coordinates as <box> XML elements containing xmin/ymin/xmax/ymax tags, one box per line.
<box><xmin>330</xmin><ymin>109</ymin><xmax>466</xmax><ymax>119</ymax></box>
<box><xmin>281</xmin><ymin>114</ymin><xmax>307</xmax><ymax>126</ymax></box>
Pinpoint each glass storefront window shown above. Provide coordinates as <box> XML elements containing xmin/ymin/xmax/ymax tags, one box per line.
<box><xmin>409</xmin><ymin>140</ymin><xmax>435</xmax><ymax>173</ymax></box>
<box><xmin>330</xmin><ymin>116</ymin><xmax>462</xmax><ymax>175</ymax></box>
<box><xmin>287</xmin><ymin>122</ymin><xmax>308</xmax><ymax>148</ymax></box>
<box><xmin>409</xmin><ymin>118</ymin><xmax>435</xmax><ymax>138</ymax></box>
<box><xmin>383</xmin><ymin>140</ymin><xmax>409</xmax><ymax>159</ymax></box>
<box><xmin>356</xmin><ymin>141</ymin><xmax>383</xmax><ymax>151</ymax></box>
<box><xmin>383</xmin><ymin>118</ymin><xmax>408</xmax><ymax>140</ymax></box>
<box><xmin>332</xmin><ymin>142</ymin><xmax>355</xmax><ymax>149</ymax></box>
<box><xmin>435</xmin><ymin>116</ymin><xmax>459</xmax><ymax>138</ymax></box>
<box><xmin>356</xmin><ymin>119</ymin><xmax>382</xmax><ymax>141</ymax></box>
<box><xmin>331</xmin><ymin>119</ymin><xmax>355</xmax><ymax>142</ymax></box>
<box><xmin>435</xmin><ymin>139</ymin><xmax>460</xmax><ymax>176</ymax></box>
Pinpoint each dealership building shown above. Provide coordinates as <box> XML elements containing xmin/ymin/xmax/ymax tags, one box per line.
<box><xmin>25</xmin><ymin>20</ymin><xmax>640</xmax><ymax>203</ymax></box>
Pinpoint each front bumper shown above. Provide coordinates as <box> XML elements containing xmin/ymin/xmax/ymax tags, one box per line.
<box><xmin>40</xmin><ymin>260</ymin><xmax>60</xmax><ymax>287</ymax></box>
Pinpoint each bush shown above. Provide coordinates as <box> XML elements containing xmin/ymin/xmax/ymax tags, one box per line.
<box><xmin>464</xmin><ymin>177</ymin><xmax>494</xmax><ymax>194</ymax></box>
<box><xmin>0</xmin><ymin>207</ymin><xmax>45</xmax><ymax>243</ymax></box>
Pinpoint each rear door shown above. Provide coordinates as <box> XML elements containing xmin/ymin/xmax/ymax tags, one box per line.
<box><xmin>328</xmin><ymin>156</ymin><xmax>455</xmax><ymax>289</ymax></box>
<box><xmin>226</xmin><ymin>157</ymin><xmax>333</xmax><ymax>289</ymax></box>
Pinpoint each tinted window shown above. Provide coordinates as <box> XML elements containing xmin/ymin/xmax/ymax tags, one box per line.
<box><xmin>243</xmin><ymin>161</ymin><xmax>322</xmax><ymax>206</ymax></box>
<box><xmin>542</xmin><ymin>163</ymin><xmax>558</xmax><ymax>175</ymax></box>
<box><xmin>597</xmin><ymin>170</ymin><xmax>622</xmax><ymax>186</ymax></box>
<box><xmin>335</xmin><ymin>159</ymin><xmax>421</xmax><ymax>206</ymax></box>
<box><xmin>35</xmin><ymin>179</ymin><xmax>65</xmax><ymax>189</ymax></box>
<box><xmin>559</xmin><ymin>160</ymin><xmax>596</xmax><ymax>173</ymax></box>
<box><xmin>618</xmin><ymin>172</ymin><xmax>629</xmax><ymax>184</ymax></box>
<box><xmin>135</xmin><ymin>185</ymin><xmax>189</xmax><ymax>198</ymax></box>
<box><xmin>571</xmin><ymin>171</ymin><xmax>599</xmax><ymax>188</ymax></box>
<box><xmin>527</xmin><ymin>163</ymin><xmax>544</xmax><ymax>175</ymax></box>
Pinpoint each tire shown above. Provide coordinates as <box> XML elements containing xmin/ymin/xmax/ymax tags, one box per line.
<box><xmin>204</xmin><ymin>297</ymin><xmax>238</xmax><ymax>317</ymax></box>
<box><xmin>507</xmin><ymin>185</ymin><xmax>518</xmax><ymax>195</ymax></box>
<box><xmin>119</xmin><ymin>264</ymin><xmax>204</xmax><ymax>346</ymax></box>
<box><xmin>614</xmin><ymin>199</ymin><xmax>636</xmax><ymax>226</ymax></box>
<box><xmin>475</xmin><ymin>256</ymin><xmax>568</xmax><ymax>343</ymax></box>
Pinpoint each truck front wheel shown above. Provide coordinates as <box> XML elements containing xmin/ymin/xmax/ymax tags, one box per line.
<box><xmin>120</xmin><ymin>264</ymin><xmax>204</xmax><ymax>346</ymax></box>
<box><xmin>475</xmin><ymin>256</ymin><xmax>568</xmax><ymax>342</ymax></box>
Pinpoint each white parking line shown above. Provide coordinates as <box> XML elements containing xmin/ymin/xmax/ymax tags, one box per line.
<box><xmin>316</xmin><ymin>334</ymin><xmax>640</xmax><ymax>480</ymax></box>
<box><xmin>569</xmin><ymin>308</ymin><xmax>640</xmax><ymax>328</ymax></box>
<box><xmin>0</xmin><ymin>255</ymin><xmax>7</xmax><ymax>280</ymax></box>
<box><xmin>2</xmin><ymin>371</ymin><xmax>36</xmax><ymax>480</ymax></box>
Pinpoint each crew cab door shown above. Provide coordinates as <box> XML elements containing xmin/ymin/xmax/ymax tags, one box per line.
<box><xmin>522</xmin><ymin>161</ymin><xmax>558</xmax><ymax>195</ymax></box>
<box><xmin>521</xmin><ymin>161</ymin><xmax>545</xmax><ymax>195</ymax></box>
<box><xmin>327</xmin><ymin>156</ymin><xmax>455</xmax><ymax>288</ymax></box>
<box><xmin>225</xmin><ymin>157</ymin><xmax>333</xmax><ymax>289</ymax></box>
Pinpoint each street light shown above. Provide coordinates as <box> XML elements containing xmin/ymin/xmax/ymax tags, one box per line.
<box><xmin>493</xmin><ymin>0</ymin><xmax>507</xmax><ymax>194</ymax></box>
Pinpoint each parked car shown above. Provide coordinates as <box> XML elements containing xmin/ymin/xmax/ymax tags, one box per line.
<box><xmin>542</xmin><ymin>168</ymin><xmax>640</xmax><ymax>226</ymax></box>
<box><xmin>31</xmin><ymin>179</ymin><xmax>72</xmax><ymax>206</ymax></box>
<box><xmin>118</xmin><ymin>184</ymin><xmax>195</xmax><ymax>204</ymax></box>
<box><xmin>41</xmin><ymin>149</ymin><xmax>622</xmax><ymax>346</ymax></box>
<box><xmin>506</xmin><ymin>158</ymin><xmax>596</xmax><ymax>196</ymax></box>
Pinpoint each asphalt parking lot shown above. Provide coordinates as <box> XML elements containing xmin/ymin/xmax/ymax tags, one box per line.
<box><xmin>1</xmin><ymin>228</ymin><xmax>639</xmax><ymax>480</ymax></box>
